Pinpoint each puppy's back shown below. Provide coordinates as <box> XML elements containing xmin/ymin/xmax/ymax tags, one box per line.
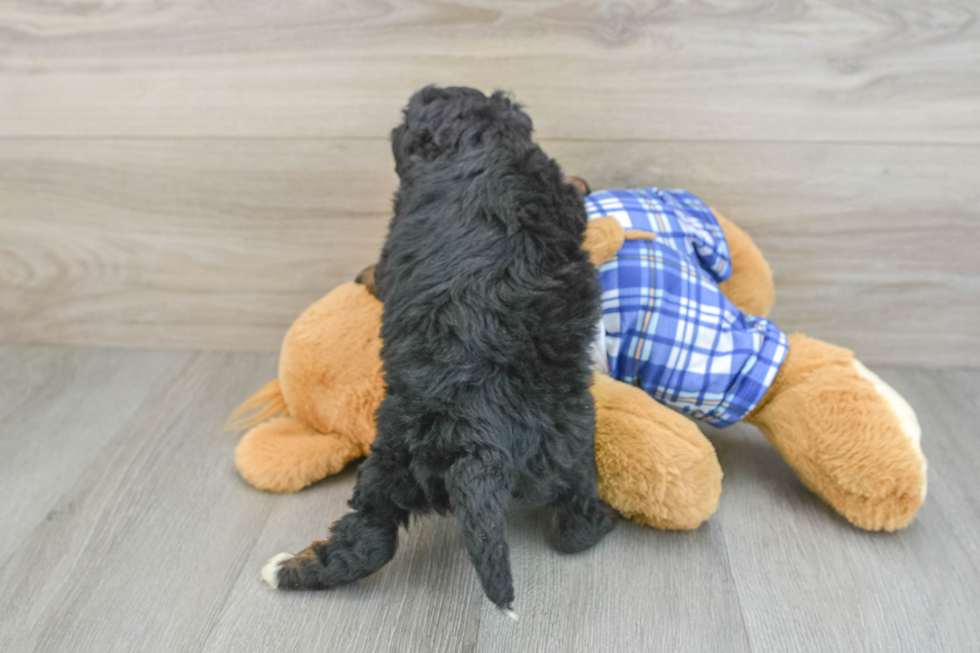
<box><xmin>377</xmin><ymin>146</ymin><xmax>598</xmax><ymax>426</ymax></box>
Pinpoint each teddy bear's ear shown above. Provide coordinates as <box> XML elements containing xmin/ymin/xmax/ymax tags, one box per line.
<box><xmin>564</xmin><ymin>175</ymin><xmax>591</xmax><ymax>196</ymax></box>
<box><xmin>355</xmin><ymin>264</ymin><xmax>377</xmax><ymax>297</ymax></box>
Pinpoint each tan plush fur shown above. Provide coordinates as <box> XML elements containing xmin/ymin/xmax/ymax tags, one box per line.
<box><xmin>234</xmin><ymin>282</ymin><xmax>384</xmax><ymax>493</ymax></box>
<box><xmin>581</xmin><ymin>216</ymin><xmax>655</xmax><ymax>269</ymax></box>
<box><xmin>592</xmin><ymin>373</ymin><xmax>721</xmax><ymax>530</ymax></box>
<box><xmin>236</xmin><ymin>417</ymin><xmax>362</xmax><ymax>493</ymax></box>
<box><xmin>714</xmin><ymin>212</ymin><xmax>775</xmax><ymax>318</ymax></box>
<box><xmin>226</xmin><ymin>379</ymin><xmax>287</xmax><ymax>432</ymax></box>
<box><xmin>231</xmin><ymin>211</ymin><xmax>926</xmax><ymax>531</ymax></box>
<box><xmin>746</xmin><ymin>334</ymin><xmax>926</xmax><ymax>531</ymax></box>
<box><xmin>582</xmin><ymin>216</ymin><xmax>627</xmax><ymax>268</ymax></box>
<box><xmin>276</xmin><ymin>282</ymin><xmax>384</xmax><ymax>449</ymax></box>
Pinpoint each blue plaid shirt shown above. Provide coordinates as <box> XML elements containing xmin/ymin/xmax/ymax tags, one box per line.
<box><xmin>586</xmin><ymin>187</ymin><xmax>788</xmax><ymax>427</ymax></box>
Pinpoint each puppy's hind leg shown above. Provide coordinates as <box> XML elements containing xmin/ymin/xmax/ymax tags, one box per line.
<box><xmin>263</xmin><ymin>452</ymin><xmax>413</xmax><ymax>591</ymax></box>
<box><xmin>445</xmin><ymin>452</ymin><xmax>517</xmax><ymax>615</ymax></box>
<box><xmin>550</xmin><ymin>456</ymin><xmax>617</xmax><ymax>555</ymax></box>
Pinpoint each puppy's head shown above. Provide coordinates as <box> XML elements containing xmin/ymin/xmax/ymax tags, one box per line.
<box><xmin>391</xmin><ymin>85</ymin><xmax>533</xmax><ymax>179</ymax></box>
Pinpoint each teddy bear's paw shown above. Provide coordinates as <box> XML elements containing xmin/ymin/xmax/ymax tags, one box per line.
<box><xmin>852</xmin><ymin>359</ymin><xmax>927</xmax><ymax>503</ymax></box>
<box><xmin>261</xmin><ymin>552</ymin><xmax>294</xmax><ymax>589</ymax></box>
<box><xmin>750</xmin><ymin>340</ymin><xmax>929</xmax><ymax>531</ymax></box>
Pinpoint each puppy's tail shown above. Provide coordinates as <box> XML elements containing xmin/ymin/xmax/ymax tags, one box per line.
<box><xmin>224</xmin><ymin>379</ymin><xmax>288</xmax><ymax>432</ymax></box>
<box><xmin>446</xmin><ymin>455</ymin><xmax>516</xmax><ymax>612</ymax></box>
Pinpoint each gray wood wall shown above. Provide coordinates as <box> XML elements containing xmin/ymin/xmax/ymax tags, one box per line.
<box><xmin>2</xmin><ymin>0</ymin><xmax>978</xmax><ymax>366</ymax></box>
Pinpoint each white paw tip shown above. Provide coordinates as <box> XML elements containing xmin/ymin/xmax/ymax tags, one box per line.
<box><xmin>852</xmin><ymin>359</ymin><xmax>928</xmax><ymax>501</ymax></box>
<box><xmin>501</xmin><ymin>608</ymin><xmax>519</xmax><ymax>622</ymax></box>
<box><xmin>261</xmin><ymin>552</ymin><xmax>293</xmax><ymax>588</ymax></box>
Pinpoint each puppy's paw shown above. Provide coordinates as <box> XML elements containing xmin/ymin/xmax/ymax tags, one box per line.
<box><xmin>261</xmin><ymin>552</ymin><xmax>294</xmax><ymax>588</ymax></box>
<box><xmin>552</xmin><ymin>499</ymin><xmax>617</xmax><ymax>554</ymax></box>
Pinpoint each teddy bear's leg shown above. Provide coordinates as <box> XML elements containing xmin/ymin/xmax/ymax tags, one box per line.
<box><xmin>235</xmin><ymin>417</ymin><xmax>362</xmax><ymax>493</ymax></box>
<box><xmin>712</xmin><ymin>211</ymin><xmax>776</xmax><ymax>318</ymax></box>
<box><xmin>746</xmin><ymin>333</ymin><xmax>927</xmax><ymax>531</ymax></box>
<box><xmin>591</xmin><ymin>373</ymin><xmax>722</xmax><ymax>530</ymax></box>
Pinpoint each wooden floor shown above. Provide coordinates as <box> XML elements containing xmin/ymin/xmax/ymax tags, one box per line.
<box><xmin>0</xmin><ymin>344</ymin><xmax>977</xmax><ymax>653</ymax></box>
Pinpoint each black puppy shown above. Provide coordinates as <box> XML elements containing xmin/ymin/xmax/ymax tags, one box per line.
<box><xmin>261</xmin><ymin>86</ymin><xmax>615</xmax><ymax>616</ymax></box>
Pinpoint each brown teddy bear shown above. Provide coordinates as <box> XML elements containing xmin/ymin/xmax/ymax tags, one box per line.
<box><xmin>231</xmin><ymin>196</ymin><xmax>925</xmax><ymax>532</ymax></box>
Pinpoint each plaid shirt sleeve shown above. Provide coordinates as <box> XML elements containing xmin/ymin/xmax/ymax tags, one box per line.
<box><xmin>587</xmin><ymin>188</ymin><xmax>788</xmax><ymax>428</ymax></box>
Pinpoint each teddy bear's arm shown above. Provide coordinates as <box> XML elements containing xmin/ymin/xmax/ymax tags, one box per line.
<box><xmin>582</xmin><ymin>216</ymin><xmax>626</xmax><ymax>267</ymax></box>
<box><xmin>582</xmin><ymin>217</ymin><xmax>656</xmax><ymax>267</ymax></box>
<box><xmin>712</xmin><ymin>211</ymin><xmax>775</xmax><ymax>318</ymax></box>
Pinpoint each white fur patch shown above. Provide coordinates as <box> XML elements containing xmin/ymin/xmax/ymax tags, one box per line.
<box><xmin>852</xmin><ymin>359</ymin><xmax>928</xmax><ymax>500</ymax></box>
<box><xmin>590</xmin><ymin>318</ymin><xmax>609</xmax><ymax>374</ymax></box>
<box><xmin>501</xmin><ymin>608</ymin><xmax>519</xmax><ymax>622</ymax></box>
<box><xmin>261</xmin><ymin>552</ymin><xmax>294</xmax><ymax>588</ymax></box>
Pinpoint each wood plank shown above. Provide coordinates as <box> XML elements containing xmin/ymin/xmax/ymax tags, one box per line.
<box><xmin>0</xmin><ymin>139</ymin><xmax>393</xmax><ymax>351</ymax></box>
<box><xmin>1</xmin><ymin>347</ymin><xmax>978</xmax><ymax>651</ymax></box>
<box><xmin>204</xmin><ymin>498</ymin><xmax>750</xmax><ymax>653</ymax></box>
<box><xmin>200</xmin><ymin>474</ymin><xmax>489</xmax><ymax>653</ymax></box>
<box><xmin>0</xmin><ymin>345</ymin><xmax>749</xmax><ymax>653</ymax></box>
<box><xmin>0</xmin><ymin>345</ymin><xmax>193</xmax><ymax>566</ymax></box>
<box><xmin>470</xmin><ymin>511</ymin><xmax>750</xmax><ymax>653</ymax></box>
<box><xmin>2</xmin><ymin>138</ymin><xmax>977</xmax><ymax>365</ymax></box>
<box><xmin>704</xmin><ymin>365</ymin><xmax>980</xmax><ymax>652</ymax></box>
<box><xmin>880</xmin><ymin>368</ymin><xmax>980</xmax><ymax>574</ymax></box>
<box><xmin>0</xmin><ymin>349</ymin><xmax>279</xmax><ymax>653</ymax></box>
<box><xmin>879</xmin><ymin>367</ymin><xmax>980</xmax><ymax>653</ymax></box>
<box><xmin>1</xmin><ymin>1</ymin><xmax>979</xmax><ymax>142</ymax></box>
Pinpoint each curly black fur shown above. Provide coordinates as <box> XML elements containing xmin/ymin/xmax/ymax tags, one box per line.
<box><xmin>274</xmin><ymin>86</ymin><xmax>616</xmax><ymax>612</ymax></box>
